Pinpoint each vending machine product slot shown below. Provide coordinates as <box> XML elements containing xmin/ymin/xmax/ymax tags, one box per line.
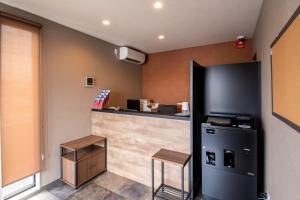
<box><xmin>224</xmin><ymin>150</ymin><xmax>235</xmax><ymax>168</ymax></box>
<box><xmin>206</xmin><ymin>151</ymin><xmax>216</xmax><ymax>166</ymax></box>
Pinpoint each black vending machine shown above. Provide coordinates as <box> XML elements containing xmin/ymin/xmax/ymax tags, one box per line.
<box><xmin>201</xmin><ymin>114</ymin><xmax>257</xmax><ymax>200</ymax></box>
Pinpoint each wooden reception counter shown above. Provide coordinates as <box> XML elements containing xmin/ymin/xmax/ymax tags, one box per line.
<box><xmin>92</xmin><ymin>109</ymin><xmax>190</xmax><ymax>188</ymax></box>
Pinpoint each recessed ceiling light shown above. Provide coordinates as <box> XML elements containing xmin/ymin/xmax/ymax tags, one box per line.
<box><xmin>158</xmin><ymin>35</ymin><xmax>165</xmax><ymax>40</ymax></box>
<box><xmin>102</xmin><ymin>20</ymin><xmax>110</xmax><ymax>26</ymax></box>
<box><xmin>154</xmin><ymin>1</ymin><xmax>163</xmax><ymax>9</ymax></box>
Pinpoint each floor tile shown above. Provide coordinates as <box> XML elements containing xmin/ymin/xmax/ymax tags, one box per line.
<box><xmin>65</xmin><ymin>183</ymin><xmax>110</xmax><ymax>200</ymax></box>
<box><xmin>93</xmin><ymin>172</ymin><xmax>133</xmax><ymax>193</ymax></box>
<box><xmin>103</xmin><ymin>192</ymin><xmax>125</xmax><ymax>200</ymax></box>
<box><xmin>27</xmin><ymin>191</ymin><xmax>60</xmax><ymax>200</ymax></box>
<box><xmin>143</xmin><ymin>191</ymin><xmax>152</xmax><ymax>200</ymax></box>
<box><xmin>119</xmin><ymin>181</ymin><xmax>151</xmax><ymax>200</ymax></box>
<box><xmin>44</xmin><ymin>179</ymin><xmax>75</xmax><ymax>200</ymax></box>
<box><xmin>29</xmin><ymin>172</ymin><xmax>154</xmax><ymax>200</ymax></box>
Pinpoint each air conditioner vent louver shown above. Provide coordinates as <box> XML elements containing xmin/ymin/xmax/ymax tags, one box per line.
<box><xmin>117</xmin><ymin>47</ymin><xmax>146</xmax><ymax>65</ymax></box>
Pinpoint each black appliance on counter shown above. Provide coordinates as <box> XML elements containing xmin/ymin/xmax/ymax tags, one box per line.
<box><xmin>127</xmin><ymin>99</ymin><xmax>140</xmax><ymax>111</ymax></box>
<box><xmin>157</xmin><ymin>104</ymin><xmax>177</xmax><ymax>114</ymax></box>
<box><xmin>201</xmin><ymin>114</ymin><xmax>257</xmax><ymax>200</ymax></box>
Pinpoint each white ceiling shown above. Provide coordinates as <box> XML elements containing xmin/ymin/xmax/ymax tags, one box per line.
<box><xmin>0</xmin><ymin>0</ymin><xmax>263</xmax><ymax>53</ymax></box>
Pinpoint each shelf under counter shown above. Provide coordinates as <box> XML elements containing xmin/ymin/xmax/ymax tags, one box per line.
<box><xmin>62</xmin><ymin>145</ymin><xmax>104</xmax><ymax>162</ymax></box>
<box><xmin>91</xmin><ymin>108</ymin><xmax>190</xmax><ymax>121</ymax></box>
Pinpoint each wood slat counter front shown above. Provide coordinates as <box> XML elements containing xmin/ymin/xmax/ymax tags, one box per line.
<box><xmin>92</xmin><ymin>110</ymin><xmax>190</xmax><ymax>189</ymax></box>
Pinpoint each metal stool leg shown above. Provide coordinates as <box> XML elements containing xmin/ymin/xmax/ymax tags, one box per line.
<box><xmin>60</xmin><ymin>146</ymin><xmax>64</xmax><ymax>178</ymax></box>
<box><xmin>181</xmin><ymin>166</ymin><xmax>184</xmax><ymax>200</ymax></box>
<box><xmin>152</xmin><ymin>159</ymin><xmax>154</xmax><ymax>200</ymax></box>
<box><xmin>189</xmin><ymin>160</ymin><xmax>191</xmax><ymax>199</ymax></box>
<box><xmin>161</xmin><ymin>161</ymin><xmax>164</xmax><ymax>191</ymax></box>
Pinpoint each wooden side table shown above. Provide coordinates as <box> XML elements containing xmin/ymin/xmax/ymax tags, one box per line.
<box><xmin>60</xmin><ymin>135</ymin><xmax>107</xmax><ymax>188</ymax></box>
<box><xmin>152</xmin><ymin>148</ymin><xmax>191</xmax><ymax>200</ymax></box>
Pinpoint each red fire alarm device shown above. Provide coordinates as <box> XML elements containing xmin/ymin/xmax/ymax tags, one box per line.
<box><xmin>236</xmin><ymin>36</ymin><xmax>246</xmax><ymax>48</ymax></box>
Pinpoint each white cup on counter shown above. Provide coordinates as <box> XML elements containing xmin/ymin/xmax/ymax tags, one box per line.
<box><xmin>181</xmin><ymin>102</ymin><xmax>189</xmax><ymax>114</ymax></box>
<box><xmin>140</xmin><ymin>99</ymin><xmax>151</xmax><ymax>112</ymax></box>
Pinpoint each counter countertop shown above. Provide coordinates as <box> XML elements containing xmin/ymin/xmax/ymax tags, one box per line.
<box><xmin>91</xmin><ymin>108</ymin><xmax>190</xmax><ymax>121</ymax></box>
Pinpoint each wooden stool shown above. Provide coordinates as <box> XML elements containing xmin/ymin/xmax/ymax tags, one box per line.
<box><xmin>151</xmin><ymin>149</ymin><xmax>191</xmax><ymax>200</ymax></box>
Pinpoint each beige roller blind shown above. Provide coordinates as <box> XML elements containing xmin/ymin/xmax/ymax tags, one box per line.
<box><xmin>0</xmin><ymin>16</ymin><xmax>41</xmax><ymax>186</ymax></box>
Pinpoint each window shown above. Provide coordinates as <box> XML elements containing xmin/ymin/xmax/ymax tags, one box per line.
<box><xmin>2</xmin><ymin>175</ymin><xmax>36</xmax><ymax>199</ymax></box>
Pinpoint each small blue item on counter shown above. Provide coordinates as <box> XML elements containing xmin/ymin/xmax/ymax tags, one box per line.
<box><xmin>92</xmin><ymin>89</ymin><xmax>111</xmax><ymax>110</ymax></box>
<box><xmin>238</xmin><ymin>124</ymin><xmax>251</xmax><ymax>129</ymax></box>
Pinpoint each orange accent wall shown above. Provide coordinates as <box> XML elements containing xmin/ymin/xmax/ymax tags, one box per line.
<box><xmin>142</xmin><ymin>40</ymin><xmax>254</xmax><ymax>105</ymax></box>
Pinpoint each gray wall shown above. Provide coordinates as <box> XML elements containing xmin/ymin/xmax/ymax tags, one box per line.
<box><xmin>253</xmin><ymin>0</ymin><xmax>300</xmax><ymax>199</ymax></box>
<box><xmin>0</xmin><ymin>3</ymin><xmax>142</xmax><ymax>186</ymax></box>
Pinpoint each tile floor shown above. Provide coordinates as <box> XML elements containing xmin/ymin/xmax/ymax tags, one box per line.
<box><xmin>27</xmin><ymin>172</ymin><xmax>201</xmax><ymax>200</ymax></box>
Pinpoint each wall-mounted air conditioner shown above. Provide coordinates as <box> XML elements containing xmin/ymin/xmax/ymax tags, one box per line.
<box><xmin>116</xmin><ymin>47</ymin><xmax>146</xmax><ymax>65</ymax></box>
